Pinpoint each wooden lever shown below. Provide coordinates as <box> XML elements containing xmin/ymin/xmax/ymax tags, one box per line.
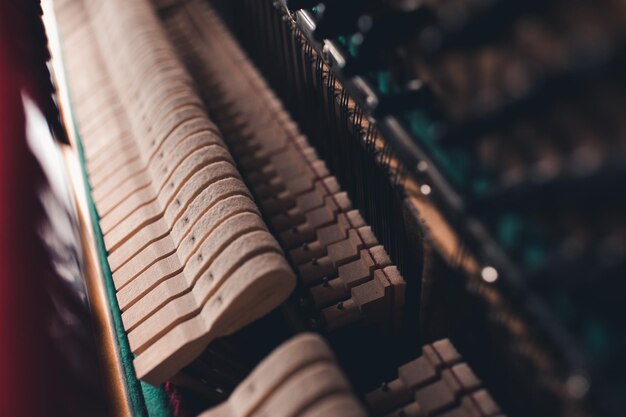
<box><xmin>58</xmin><ymin>0</ymin><xmax>296</xmax><ymax>386</ymax></box>
<box><xmin>196</xmin><ymin>334</ymin><xmax>367</xmax><ymax>417</ymax></box>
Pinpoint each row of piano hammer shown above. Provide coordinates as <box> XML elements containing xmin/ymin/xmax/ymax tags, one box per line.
<box><xmin>57</xmin><ymin>0</ymin><xmax>405</xmax><ymax>386</ymax></box>
<box><xmin>55</xmin><ymin>0</ymin><xmax>503</xmax><ymax>415</ymax></box>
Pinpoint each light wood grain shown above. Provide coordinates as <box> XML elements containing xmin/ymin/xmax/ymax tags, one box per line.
<box><xmin>61</xmin><ymin>0</ymin><xmax>296</xmax><ymax>387</ymax></box>
<box><xmin>196</xmin><ymin>334</ymin><xmax>366</xmax><ymax>417</ymax></box>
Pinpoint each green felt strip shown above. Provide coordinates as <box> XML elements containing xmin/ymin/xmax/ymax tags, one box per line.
<box><xmin>73</xmin><ymin>115</ymin><xmax>173</xmax><ymax>417</ymax></box>
<box><xmin>59</xmin><ymin>39</ymin><xmax>173</xmax><ymax>417</ymax></box>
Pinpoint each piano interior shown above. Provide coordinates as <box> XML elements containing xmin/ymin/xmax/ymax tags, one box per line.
<box><xmin>2</xmin><ymin>0</ymin><xmax>625</xmax><ymax>416</ymax></box>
